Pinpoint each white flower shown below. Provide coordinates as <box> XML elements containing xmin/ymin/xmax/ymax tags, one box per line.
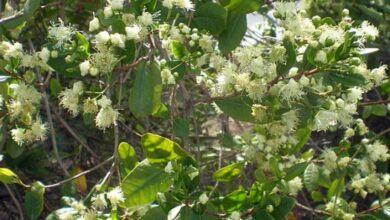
<box><xmin>89</xmin><ymin>16</ymin><xmax>100</xmax><ymax>32</ymax></box>
<box><xmin>175</xmin><ymin>0</ymin><xmax>194</xmax><ymax>10</ymax></box>
<box><xmin>198</xmin><ymin>34</ymin><xmax>214</xmax><ymax>52</ymax></box>
<box><xmin>365</xmin><ymin>141</ymin><xmax>389</xmax><ymax>162</ymax></box>
<box><xmin>138</xmin><ymin>11</ymin><xmax>153</xmax><ymax>26</ymax></box>
<box><xmin>164</xmin><ymin>161</ymin><xmax>174</xmax><ymax>173</ymax></box>
<box><xmin>90</xmin><ymin>67</ymin><xmax>99</xmax><ymax>76</ymax></box>
<box><xmin>91</xmin><ymin>193</ymin><xmax>107</xmax><ymax>210</ymax></box>
<box><xmin>38</xmin><ymin>47</ymin><xmax>50</xmax><ymax>63</ymax></box>
<box><xmin>90</xmin><ymin>51</ymin><xmax>117</xmax><ymax>74</ymax></box>
<box><xmin>360</xmin><ymin>21</ymin><xmax>379</xmax><ymax>41</ymax></box>
<box><xmin>95</xmin><ymin>31</ymin><xmax>110</xmax><ymax>45</ymax></box>
<box><xmin>110</xmin><ymin>0</ymin><xmax>125</xmax><ymax>10</ymax></box>
<box><xmin>199</xmin><ymin>193</ymin><xmax>209</xmax><ymax>205</ymax></box>
<box><xmin>107</xmin><ymin>187</ymin><xmax>124</xmax><ymax>206</ymax></box>
<box><xmin>314</xmin><ymin>110</ymin><xmax>338</xmax><ymax>131</ymax></box>
<box><xmin>95</xmin><ymin>106</ymin><xmax>119</xmax><ymax>129</ymax></box>
<box><xmin>110</xmin><ymin>33</ymin><xmax>125</xmax><ymax>48</ymax></box>
<box><xmin>234</xmin><ymin>72</ymin><xmax>250</xmax><ymax>92</ymax></box>
<box><xmin>229</xmin><ymin>211</ymin><xmax>241</xmax><ymax>220</ymax></box>
<box><xmin>343</xmin><ymin>213</ymin><xmax>355</xmax><ymax>220</ymax></box>
<box><xmin>279</xmin><ymin>79</ymin><xmax>304</xmax><ymax>102</ymax></box>
<box><xmin>337</xmin><ymin>157</ymin><xmax>351</xmax><ymax>168</ymax></box>
<box><xmin>11</xmin><ymin>83</ymin><xmax>42</xmax><ymax>104</ymax></box>
<box><xmin>162</xmin><ymin>0</ymin><xmax>174</xmax><ymax>9</ymax></box>
<box><xmin>161</xmin><ymin>68</ymin><xmax>175</xmax><ymax>85</ymax></box>
<box><xmin>323</xmin><ymin>149</ymin><xmax>338</xmax><ymax>171</ymax></box>
<box><xmin>346</xmin><ymin>87</ymin><xmax>363</xmax><ymax>103</ymax></box>
<box><xmin>79</xmin><ymin>60</ymin><xmax>90</xmax><ymax>76</ymax></box>
<box><xmin>48</xmin><ymin>19</ymin><xmax>75</xmax><ymax>48</ymax></box>
<box><xmin>30</xmin><ymin>120</ymin><xmax>48</xmax><ymax>142</ymax></box>
<box><xmin>266</xmin><ymin>205</ymin><xmax>274</xmax><ymax>213</ymax></box>
<box><xmin>83</xmin><ymin>98</ymin><xmax>98</xmax><ymax>114</ymax></box>
<box><xmin>97</xmin><ymin>96</ymin><xmax>112</xmax><ymax>108</ymax></box>
<box><xmin>59</xmin><ymin>82</ymin><xmax>83</xmax><ymax>117</ymax></box>
<box><xmin>125</xmin><ymin>25</ymin><xmax>141</xmax><ymax>40</ymax></box>
<box><xmin>315</xmin><ymin>50</ymin><xmax>327</xmax><ymax>64</ymax></box>
<box><xmin>104</xmin><ymin>6</ymin><xmax>113</xmax><ymax>18</ymax></box>
<box><xmin>319</xmin><ymin>26</ymin><xmax>344</xmax><ymax>46</ymax></box>
<box><xmin>287</xmin><ymin>176</ymin><xmax>303</xmax><ymax>196</ymax></box>
<box><xmin>369</xmin><ymin>65</ymin><xmax>387</xmax><ymax>86</ymax></box>
<box><xmin>364</xmin><ymin>174</ymin><xmax>384</xmax><ymax>193</ymax></box>
<box><xmin>11</xmin><ymin>128</ymin><xmax>26</xmax><ymax>145</ymax></box>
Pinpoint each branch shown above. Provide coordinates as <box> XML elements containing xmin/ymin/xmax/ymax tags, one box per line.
<box><xmin>4</xmin><ymin>184</ymin><xmax>24</xmax><ymax>220</ymax></box>
<box><xmin>51</xmin><ymin>104</ymin><xmax>100</xmax><ymax>160</ymax></box>
<box><xmin>114</xmin><ymin>55</ymin><xmax>149</xmax><ymax>73</ymax></box>
<box><xmin>44</xmin><ymin>156</ymin><xmax>114</xmax><ymax>188</ymax></box>
<box><xmin>358</xmin><ymin>99</ymin><xmax>390</xmax><ymax>107</ymax></box>
<box><xmin>28</xmin><ymin>39</ymin><xmax>69</xmax><ymax>176</ymax></box>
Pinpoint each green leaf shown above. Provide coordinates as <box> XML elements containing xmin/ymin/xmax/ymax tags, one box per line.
<box><xmin>129</xmin><ymin>61</ymin><xmax>162</xmax><ymax>118</ymax></box>
<box><xmin>215</xmin><ymin>95</ymin><xmax>255</xmax><ymax>122</ymax></box>
<box><xmin>173</xmin><ymin>118</ymin><xmax>190</xmax><ymax>139</ymax></box>
<box><xmin>356</xmin><ymin>5</ymin><xmax>384</xmax><ymax>22</ymax></box>
<box><xmin>142</xmin><ymin>206</ymin><xmax>167</xmax><ymax>220</ymax></box>
<box><xmin>225</xmin><ymin>0</ymin><xmax>263</xmax><ymax>14</ymax></box>
<box><xmin>218</xmin><ymin>12</ymin><xmax>247</xmax><ymax>53</ymax></box>
<box><xmin>0</xmin><ymin>167</ymin><xmax>21</xmax><ymax>184</ymax></box>
<box><xmin>193</xmin><ymin>2</ymin><xmax>227</xmax><ymax>35</ymax></box>
<box><xmin>118</xmin><ymin>142</ymin><xmax>138</xmax><ymax>175</ymax></box>
<box><xmin>122</xmin><ymin>161</ymin><xmax>173</xmax><ymax>207</ymax></box>
<box><xmin>75</xmin><ymin>32</ymin><xmax>90</xmax><ymax>57</ymax></box>
<box><xmin>371</xmin><ymin>105</ymin><xmax>387</xmax><ymax>116</ymax></box>
<box><xmin>213</xmin><ymin>162</ymin><xmax>243</xmax><ymax>182</ymax></box>
<box><xmin>253</xmin><ymin>209</ymin><xmax>274</xmax><ymax>220</ymax></box>
<box><xmin>49</xmin><ymin>79</ymin><xmax>62</xmax><ymax>97</ymax></box>
<box><xmin>170</xmin><ymin>41</ymin><xmax>188</xmax><ymax>60</ymax></box>
<box><xmin>284</xmin><ymin>162</ymin><xmax>308</xmax><ymax>181</ymax></box>
<box><xmin>290</xmin><ymin>127</ymin><xmax>312</xmax><ymax>153</ymax></box>
<box><xmin>141</xmin><ymin>133</ymin><xmax>189</xmax><ymax>164</ymax></box>
<box><xmin>327</xmin><ymin>178</ymin><xmax>344</xmax><ymax>199</ymax></box>
<box><xmin>271</xmin><ymin>196</ymin><xmax>295</xmax><ymax>220</ymax></box>
<box><xmin>303</xmin><ymin>163</ymin><xmax>319</xmax><ymax>191</ymax></box>
<box><xmin>222</xmin><ymin>189</ymin><xmax>248</xmax><ymax>212</ymax></box>
<box><xmin>327</xmin><ymin>72</ymin><xmax>368</xmax><ymax>87</ymax></box>
<box><xmin>23</xmin><ymin>182</ymin><xmax>45</xmax><ymax>220</ymax></box>
<box><xmin>23</xmin><ymin>0</ymin><xmax>41</xmax><ymax>17</ymax></box>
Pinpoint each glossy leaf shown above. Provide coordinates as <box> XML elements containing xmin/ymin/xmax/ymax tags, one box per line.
<box><xmin>122</xmin><ymin>161</ymin><xmax>173</xmax><ymax>207</ymax></box>
<box><xmin>141</xmin><ymin>133</ymin><xmax>189</xmax><ymax>164</ymax></box>
<box><xmin>215</xmin><ymin>95</ymin><xmax>255</xmax><ymax>122</ymax></box>
<box><xmin>118</xmin><ymin>142</ymin><xmax>138</xmax><ymax>175</ymax></box>
<box><xmin>213</xmin><ymin>162</ymin><xmax>243</xmax><ymax>182</ymax></box>
<box><xmin>0</xmin><ymin>167</ymin><xmax>21</xmax><ymax>184</ymax></box>
<box><xmin>193</xmin><ymin>2</ymin><xmax>227</xmax><ymax>35</ymax></box>
<box><xmin>129</xmin><ymin>61</ymin><xmax>162</xmax><ymax>118</ymax></box>
<box><xmin>218</xmin><ymin>12</ymin><xmax>247</xmax><ymax>53</ymax></box>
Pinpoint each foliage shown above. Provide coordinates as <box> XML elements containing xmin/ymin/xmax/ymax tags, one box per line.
<box><xmin>0</xmin><ymin>0</ymin><xmax>389</xmax><ymax>219</ymax></box>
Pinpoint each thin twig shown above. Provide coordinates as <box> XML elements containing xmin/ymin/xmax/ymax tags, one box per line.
<box><xmin>358</xmin><ymin>99</ymin><xmax>390</xmax><ymax>106</ymax></box>
<box><xmin>44</xmin><ymin>156</ymin><xmax>114</xmax><ymax>188</ymax></box>
<box><xmin>296</xmin><ymin>202</ymin><xmax>329</xmax><ymax>215</ymax></box>
<box><xmin>28</xmin><ymin>39</ymin><xmax>69</xmax><ymax>176</ymax></box>
<box><xmin>51</xmin><ymin>104</ymin><xmax>100</xmax><ymax>160</ymax></box>
<box><xmin>4</xmin><ymin>184</ymin><xmax>24</xmax><ymax>220</ymax></box>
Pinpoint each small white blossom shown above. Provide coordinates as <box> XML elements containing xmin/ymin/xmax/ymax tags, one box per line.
<box><xmin>95</xmin><ymin>106</ymin><xmax>119</xmax><ymax>129</ymax></box>
<box><xmin>314</xmin><ymin>110</ymin><xmax>338</xmax><ymax>131</ymax></box>
<box><xmin>48</xmin><ymin>19</ymin><xmax>75</xmax><ymax>48</ymax></box>
<box><xmin>104</xmin><ymin>6</ymin><xmax>113</xmax><ymax>18</ymax></box>
<box><xmin>287</xmin><ymin>176</ymin><xmax>303</xmax><ymax>196</ymax></box>
<box><xmin>95</xmin><ymin>31</ymin><xmax>111</xmax><ymax>45</ymax></box>
<box><xmin>107</xmin><ymin>187</ymin><xmax>124</xmax><ymax>207</ymax></box>
<box><xmin>38</xmin><ymin>47</ymin><xmax>50</xmax><ymax>63</ymax></box>
<box><xmin>110</xmin><ymin>0</ymin><xmax>125</xmax><ymax>10</ymax></box>
<box><xmin>79</xmin><ymin>60</ymin><xmax>90</xmax><ymax>76</ymax></box>
<box><xmin>91</xmin><ymin>193</ymin><xmax>107</xmax><ymax>210</ymax></box>
<box><xmin>11</xmin><ymin>128</ymin><xmax>26</xmax><ymax>145</ymax></box>
<box><xmin>365</xmin><ymin>141</ymin><xmax>389</xmax><ymax>162</ymax></box>
<box><xmin>199</xmin><ymin>193</ymin><xmax>209</xmax><ymax>205</ymax></box>
<box><xmin>89</xmin><ymin>16</ymin><xmax>100</xmax><ymax>32</ymax></box>
<box><xmin>110</xmin><ymin>33</ymin><xmax>125</xmax><ymax>48</ymax></box>
<box><xmin>138</xmin><ymin>11</ymin><xmax>153</xmax><ymax>26</ymax></box>
<box><xmin>315</xmin><ymin>50</ymin><xmax>328</xmax><ymax>64</ymax></box>
<box><xmin>125</xmin><ymin>25</ymin><xmax>141</xmax><ymax>40</ymax></box>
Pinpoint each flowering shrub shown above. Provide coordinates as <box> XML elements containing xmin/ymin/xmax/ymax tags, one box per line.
<box><xmin>0</xmin><ymin>0</ymin><xmax>389</xmax><ymax>219</ymax></box>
